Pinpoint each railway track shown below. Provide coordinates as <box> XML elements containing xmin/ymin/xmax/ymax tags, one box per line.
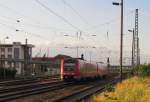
<box><xmin>0</xmin><ymin>75</ymin><xmax>124</xmax><ymax>102</ymax></box>
<box><xmin>52</xmin><ymin>78</ymin><xmax>119</xmax><ymax>102</ymax></box>
<box><xmin>0</xmin><ymin>76</ymin><xmax>60</xmax><ymax>87</ymax></box>
<box><xmin>0</xmin><ymin>80</ymin><xmax>63</xmax><ymax>93</ymax></box>
<box><xmin>0</xmin><ymin>80</ymin><xmax>73</xmax><ymax>102</ymax></box>
<box><xmin>0</xmin><ymin>78</ymin><xmax>38</xmax><ymax>86</ymax></box>
<box><xmin>9</xmin><ymin>80</ymin><xmax>103</xmax><ymax>102</ymax></box>
<box><xmin>11</xmin><ymin>76</ymin><xmax>120</xmax><ymax>102</ymax></box>
<box><xmin>53</xmin><ymin>75</ymin><xmax>129</xmax><ymax>102</ymax></box>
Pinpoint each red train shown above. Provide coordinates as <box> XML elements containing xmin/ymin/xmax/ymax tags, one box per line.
<box><xmin>60</xmin><ymin>58</ymin><xmax>108</xmax><ymax>80</ymax></box>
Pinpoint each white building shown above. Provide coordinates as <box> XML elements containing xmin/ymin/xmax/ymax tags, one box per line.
<box><xmin>0</xmin><ymin>42</ymin><xmax>34</xmax><ymax>75</ymax></box>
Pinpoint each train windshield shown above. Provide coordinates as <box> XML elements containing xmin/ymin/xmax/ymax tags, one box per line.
<box><xmin>64</xmin><ymin>59</ymin><xmax>76</xmax><ymax>72</ymax></box>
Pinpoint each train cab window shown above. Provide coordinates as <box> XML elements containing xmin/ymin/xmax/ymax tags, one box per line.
<box><xmin>64</xmin><ymin>63</ymin><xmax>74</xmax><ymax>71</ymax></box>
<box><xmin>64</xmin><ymin>59</ymin><xmax>76</xmax><ymax>72</ymax></box>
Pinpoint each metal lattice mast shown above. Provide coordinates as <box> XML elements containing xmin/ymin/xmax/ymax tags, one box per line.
<box><xmin>134</xmin><ymin>9</ymin><xmax>140</xmax><ymax>65</ymax></box>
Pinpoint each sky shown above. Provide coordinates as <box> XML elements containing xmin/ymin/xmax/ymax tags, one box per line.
<box><xmin>0</xmin><ymin>0</ymin><xmax>149</xmax><ymax>64</ymax></box>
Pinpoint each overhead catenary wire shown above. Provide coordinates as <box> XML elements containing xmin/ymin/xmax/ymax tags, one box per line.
<box><xmin>81</xmin><ymin>9</ymin><xmax>135</xmax><ymax>43</ymax></box>
<box><xmin>62</xmin><ymin>0</ymin><xmax>91</xmax><ymax>26</ymax></box>
<box><xmin>85</xmin><ymin>9</ymin><xmax>135</xmax><ymax>31</ymax></box>
<box><xmin>0</xmin><ymin>20</ymin><xmax>79</xmax><ymax>47</ymax></box>
<box><xmin>0</xmin><ymin>22</ymin><xmax>18</xmax><ymax>31</ymax></box>
<box><xmin>0</xmin><ymin>1</ymin><xmax>136</xmax><ymax>45</ymax></box>
<box><xmin>0</xmin><ymin>2</ymin><xmax>45</xmax><ymax>26</ymax></box>
<box><xmin>0</xmin><ymin>16</ymin><xmax>74</xmax><ymax>32</ymax></box>
<box><xmin>0</xmin><ymin>22</ymin><xmax>50</xmax><ymax>41</ymax></box>
<box><xmin>18</xmin><ymin>30</ymin><xmax>50</xmax><ymax>41</ymax></box>
<box><xmin>0</xmin><ymin>1</ymin><xmax>135</xmax><ymax>37</ymax></box>
<box><xmin>0</xmin><ymin>2</ymin><xmax>75</xmax><ymax>32</ymax></box>
<box><xmin>34</xmin><ymin>0</ymin><xmax>81</xmax><ymax>31</ymax></box>
<box><xmin>2</xmin><ymin>18</ymin><xmax>78</xmax><ymax>34</ymax></box>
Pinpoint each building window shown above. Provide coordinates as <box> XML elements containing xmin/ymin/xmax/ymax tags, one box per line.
<box><xmin>8</xmin><ymin>48</ymin><xmax>12</xmax><ymax>52</ymax></box>
<box><xmin>8</xmin><ymin>55</ymin><xmax>12</xmax><ymax>59</ymax></box>
<box><xmin>16</xmin><ymin>62</ymin><xmax>20</xmax><ymax>68</ymax></box>
<box><xmin>1</xmin><ymin>48</ymin><xmax>5</xmax><ymax>52</ymax></box>
<box><xmin>8</xmin><ymin>62</ymin><xmax>12</xmax><ymax>68</ymax></box>
<box><xmin>14</xmin><ymin>48</ymin><xmax>20</xmax><ymax>59</ymax></box>
<box><xmin>1</xmin><ymin>61</ymin><xmax>5</xmax><ymax>67</ymax></box>
<box><xmin>1</xmin><ymin>55</ymin><xmax>5</xmax><ymax>58</ymax></box>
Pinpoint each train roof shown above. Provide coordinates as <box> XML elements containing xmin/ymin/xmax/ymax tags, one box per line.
<box><xmin>64</xmin><ymin>58</ymin><xmax>106</xmax><ymax>65</ymax></box>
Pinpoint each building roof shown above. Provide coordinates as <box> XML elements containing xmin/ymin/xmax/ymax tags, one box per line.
<box><xmin>55</xmin><ymin>54</ymin><xmax>72</xmax><ymax>59</ymax></box>
<box><xmin>32</xmin><ymin>54</ymin><xmax>72</xmax><ymax>61</ymax></box>
<box><xmin>0</xmin><ymin>42</ymin><xmax>34</xmax><ymax>48</ymax></box>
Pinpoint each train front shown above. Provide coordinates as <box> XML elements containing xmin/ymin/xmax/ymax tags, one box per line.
<box><xmin>62</xmin><ymin>58</ymin><xmax>78</xmax><ymax>80</ymax></box>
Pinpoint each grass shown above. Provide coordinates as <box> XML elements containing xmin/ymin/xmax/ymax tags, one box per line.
<box><xmin>91</xmin><ymin>76</ymin><xmax>150</xmax><ymax>102</ymax></box>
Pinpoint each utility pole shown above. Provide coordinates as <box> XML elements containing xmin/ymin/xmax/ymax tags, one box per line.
<box><xmin>113</xmin><ymin>0</ymin><xmax>124</xmax><ymax>82</ymax></box>
<box><xmin>120</xmin><ymin>0</ymin><xmax>123</xmax><ymax>81</ymax></box>
<box><xmin>76</xmin><ymin>31</ymin><xmax>82</xmax><ymax>58</ymax></box>
<box><xmin>24</xmin><ymin>38</ymin><xmax>28</xmax><ymax>76</ymax></box>
<box><xmin>76</xmin><ymin>32</ymin><xmax>79</xmax><ymax>58</ymax></box>
<box><xmin>134</xmin><ymin>9</ymin><xmax>140</xmax><ymax>66</ymax></box>
<box><xmin>132</xmin><ymin>29</ymin><xmax>135</xmax><ymax>67</ymax></box>
<box><xmin>128</xmin><ymin>29</ymin><xmax>135</xmax><ymax>67</ymax></box>
<box><xmin>64</xmin><ymin>31</ymin><xmax>82</xmax><ymax>58</ymax></box>
<box><xmin>137</xmin><ymin>37</ymin><xmax>140</xmax><ymax>64</ymax></box>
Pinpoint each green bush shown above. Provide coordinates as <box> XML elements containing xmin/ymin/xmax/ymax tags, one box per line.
<box><xmin>0</xmin><ymin>68</ymin><xmax>17</xmax><ymax>79</ymax></box>
<box><xmin>135</xmin><ymin>63</ymin><xmax>150</xmax><ymax>77</ymax></box>
<box><xmin>104</xmin><ymin>84</ymin><xmax>115</xmax><ymax>92</ymax></box>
